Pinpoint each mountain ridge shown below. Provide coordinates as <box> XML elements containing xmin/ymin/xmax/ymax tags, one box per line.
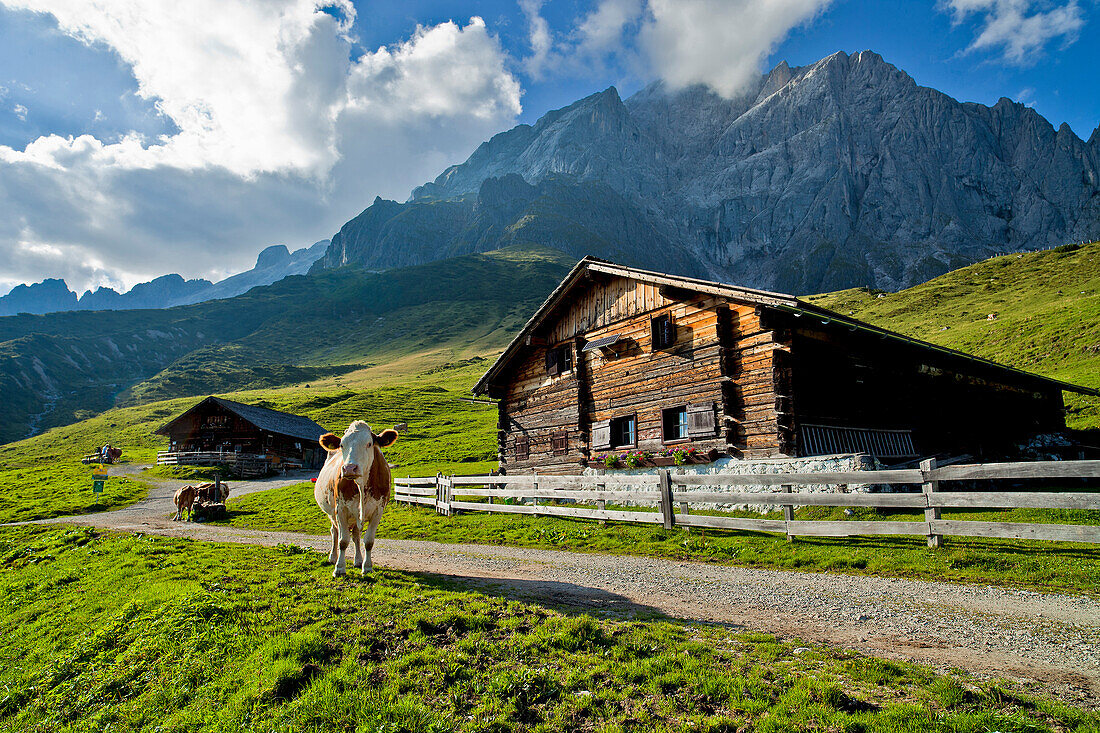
<box><xmin>315</xmin><ymin>49</ymin><xmax>1100</xmax><ymax>293</ymax></box>
<box><xmin>0</xmin><ymin>240</ymin><xmax>329</xmax><ymax>316</ymax></box>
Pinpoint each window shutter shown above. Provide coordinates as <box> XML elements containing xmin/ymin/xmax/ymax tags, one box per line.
<box><xmin>686</xmin><ymin>403</ymin><xmax>716</xmax><ymax>437</ymax></box>
<box><xmin>545</xmin><ymin>348</ymin><xmax>560</xmax><ymax>376</ymax></box>
<box><xmin>591</xmin><ymin>420</ymin><xmax>612</xmax><ymax>450</ymax></box>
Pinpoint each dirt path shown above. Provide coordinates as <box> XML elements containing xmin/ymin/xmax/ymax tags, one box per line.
<box><xmin>12</xmin><ymin>467</ymin><xmax>1100</xmax><ymax>705</ymax></box>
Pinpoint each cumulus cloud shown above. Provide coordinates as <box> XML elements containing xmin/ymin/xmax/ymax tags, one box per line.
<box><xmin>517</xmin><ymin>0</ymin><xmax>831</xmax><ymax>98</ymax></box>
<box><xmin>0</xmin><ymin>2</ymin><xmax>522</xmax><ymax>292</ymax></box>
<box><xmin>519</xmin><ymin>0</ymin><xmax>554</xmax><ymax>77</ymax></box>
<box><xmin>518</xmin><ymin>0</ymin><xmax>642</xmax><ymax>79</ymax></box>
<box><xmin>943</xmin><ymin>0</ymin><xmax>1085</xmax><ymax>64</ymax></box>
<box><xmin>639</xmin><ymin>0</ymin><xmax>832</xmax><ymax>98</ymax></box>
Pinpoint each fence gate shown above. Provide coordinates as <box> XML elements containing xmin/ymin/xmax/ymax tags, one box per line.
<box><xmin>435</xmin><ymin>474</ymin><xmax>453</xmax><ymax>516</ymax></box>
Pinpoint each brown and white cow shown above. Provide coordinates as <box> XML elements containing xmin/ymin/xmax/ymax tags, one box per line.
<box><xmin>173</xmin><ymin>485</ymin><xmax>196</xmax><ymax>521</ymax></box>
<box><xmin>315</xmin><ymin>421</ymin><xmax>398</xmax><ymax>577</ymax></box>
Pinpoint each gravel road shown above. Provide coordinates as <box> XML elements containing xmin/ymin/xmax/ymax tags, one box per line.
<box><xmin>11</xmin><ymin>466</ymin><xmax>1100</xmax><ymax>705</ymax></box>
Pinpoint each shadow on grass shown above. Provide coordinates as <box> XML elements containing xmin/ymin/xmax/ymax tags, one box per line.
<box><xmin>407</xmin><ymin>569</ymin><xmax>669</xmax><ymax>620</ymax></box>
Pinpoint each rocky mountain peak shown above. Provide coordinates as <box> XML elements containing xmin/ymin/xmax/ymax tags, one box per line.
<box><xmin>315</xmin><ymin>49</ymin><xmax>1100</xmax><ymax>294</ymax></box>
<box><xmin>256</xmin><ymin>244</ymin><xmax>291</xmax><ymax>269</ymax></box>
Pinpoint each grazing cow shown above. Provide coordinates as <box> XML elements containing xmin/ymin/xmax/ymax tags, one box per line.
<box><xmin>173</xmin><ymin>485</ymin><xmax>196</xmax><ymax>521</ymax></box>
<box><xmin>314</xmin><ymin>421</ymin><xmax>398</xmax><ymax>577</ymax></box>
<box><xmin>193</xmin><ymin>481</ymin><xmax>230</xmax><ymax>504</ymax></box>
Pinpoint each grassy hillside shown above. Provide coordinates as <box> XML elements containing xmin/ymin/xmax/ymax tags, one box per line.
<box><xmin>0</xmin><ymin>358</ymin><xmax>499</xmax><ymax>523</ymax></box>
<box><xmin>2</xmin><ymin>526</ymin><xmax>1094</xmax><ymax>732</ymax></box>
<box><xmin>0</xmin><ymin>245</ymin><xmax>573</xmax><ymax>444</ymax></box>
<box><xmin>806</xmin><ymin>241</ymin><xmax>1100</xmax><ymax>430</ymax></box>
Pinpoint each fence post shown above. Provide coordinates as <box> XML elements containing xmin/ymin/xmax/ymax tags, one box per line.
<box><xmin>781</xmin><ymin>484</ymin><xmax>794</xmax><ymax>542</ymax></box>
<box><xmin>659</xmin><ymin>470</ymin><xmax>674</xmax><ymax>530</ymax></box>
<box><xmin>446</xmin><ymin>475</ymin><xmax>454</xmax><ymax>517</ymax></box>
<box><xmin>679</xmin><ymin>497</ymin><xmax>691</xmax><ymax>534</ymax></box>
<box><xmin>596</xmin><ymin>482</ymin><xmax>606</xmax><ymax>525</ymax></box>
<box><xmin>487</xmin><ymin>470</ymin><xmax>496</xmax><ymax>513</ymax></box>
<box><xmin>920</xmin><ymin>458</ymin><xmax>941</xmax><ymax>548</ymax></box>
<box><xmin>531</xmin><ymin>471</ymin><xmax>539</xmax><ymax>515</ymax></box>
<box><xmin>435</xmin><ymin>472</ymin><xmax>444</xmax><ymax>516</ymax></box>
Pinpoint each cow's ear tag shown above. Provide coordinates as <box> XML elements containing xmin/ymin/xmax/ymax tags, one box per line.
<box><xmin>319</xmin><ymin>433</ymin><xmax>342</xmax><ymax>451</ymax></box>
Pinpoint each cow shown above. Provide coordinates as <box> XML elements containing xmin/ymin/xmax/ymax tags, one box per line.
<box><xmin>314</xmin><ymin>421</ymin><xmax>398</xmax><ymax>577</ymax></box>
<box><xmin>173</xmin><ymin>485</ymin><xmax>196</xmax><ymax>521</ymax></box>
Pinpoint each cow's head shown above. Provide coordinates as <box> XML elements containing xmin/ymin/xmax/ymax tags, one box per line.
<box><xmin>319</xmin><ymin>421</ymin><xmax>398</xmax><ymax>483</ymax></box>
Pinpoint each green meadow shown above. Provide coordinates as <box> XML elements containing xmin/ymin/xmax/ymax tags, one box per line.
<box><xmin>2</xmin><ymin>525</ymin><xmax>1095</xmax><ymax>733</ymax></box>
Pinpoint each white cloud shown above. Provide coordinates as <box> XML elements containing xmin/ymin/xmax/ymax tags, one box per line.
<box><xmin>519</xmin><ymin>0</ymin><xmax>554</xmax><ymax>77</ymax></box>
<box><xmin>517</xmin><ymin>0</ymin><xmax>643</xmax><ymax>79</ymax></box>
<box><xmin>639</xmin><ymin>0</ymin><xmax>832</xmax><ymax>98</ymax></box>
<box><xmin>0</xmin><ymin>2</ymin><xmax>523</xmax><ymax>293</ymax></box>
<box><xmin>12</xmin><ymin>102</ymin><xmax>27</xmax><ymax>121</ymax></box>
<box><xmin>943</xmin><ymin>0</ymin><xmax>1085</xmax><ymax>64</ymax></box>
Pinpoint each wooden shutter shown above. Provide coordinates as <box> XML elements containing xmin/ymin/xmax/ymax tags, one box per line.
<box><xmin>591</xmin><ymin>420</ymin><xmax>612</xmax><ymax>450</ymax></box>
<box><xmin>686</xmin><ymin>403</ymin><xmax>716</xmax><ymax>437</ymax></box>
<box><xmin>545</xmin><ymin>348</ymin><xmax>560</xmax><ymax>376</ymax></box>
<box><xmin>552</xmin><ymin>431</ymin><xmax>568</xmax><ymax>455</ymax></box>
<box><xmin>514</xmin><ymin>436</ymin><xmax>529</xmax><ymax>460</ymax></box>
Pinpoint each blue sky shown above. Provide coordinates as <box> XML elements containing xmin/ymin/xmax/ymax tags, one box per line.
<box><xmin>0</xmin><ymin>0</ymin><xmax>1096</xmax><ymax>294</ymax></box>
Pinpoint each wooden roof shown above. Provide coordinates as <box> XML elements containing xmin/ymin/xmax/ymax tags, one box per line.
<box><xmin>473</xmin><ymin>257</ymin><xmax>1099</xmax><ymax>397</ymax></box>
<box><xmin>154</xmin><ymin>396</ymin><xmax>329</xmax><ymax>442</ymax></box>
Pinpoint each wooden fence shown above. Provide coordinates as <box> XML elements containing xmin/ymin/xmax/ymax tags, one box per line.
<box><xmin>394</xmin><ymin>458</ymin><xmax>1100</xmax><ymax>546</ymax></box>
<box><xmin>156</xmin><ymin>451</ymin><xmax>271</xmax><ymax>478</ymax></box>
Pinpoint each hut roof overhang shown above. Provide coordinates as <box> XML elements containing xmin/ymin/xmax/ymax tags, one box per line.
<box><xmin>472</xmin><ymin>257</ymin><xmax>1099</xmax><ymax>398</ymax></box>
<box><xmin>153</xmin><ymin>396</ymin><xmax>329</xmax><ymax>442</ymax></box>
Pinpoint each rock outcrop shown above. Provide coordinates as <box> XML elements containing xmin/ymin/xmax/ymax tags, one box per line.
<box><xmin>315</xmin><ymin>50</ymin><xmax>1100</xmax><ymax>293</ymax></box>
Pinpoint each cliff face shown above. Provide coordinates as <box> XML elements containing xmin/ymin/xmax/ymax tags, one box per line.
<box><xmin>316</xmin><ymin>50</ymin><xmax>1100</xmax><ymax>293</ymax></box>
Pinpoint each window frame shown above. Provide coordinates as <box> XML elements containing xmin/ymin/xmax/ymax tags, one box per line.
<box><xmin>651</xmin><ymin>312</ymin><xmax>676</xmax><ymax>350</ymax></box>
<box><xmin>609</xmin><ymin>414</ymin><xmax>637</xmax><ymax>449</ymax></box>
<box><xmin>661</xmin><ymin>405</ymin><xmax>690</xmax><ymax>444</ymax></box>
<box><xmin>545</xmin><ymin>342</ymin><xmax>574</xmax><ymax>377</ymax></box>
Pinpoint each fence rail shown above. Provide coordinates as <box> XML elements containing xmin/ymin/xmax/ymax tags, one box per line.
<box><xmin>156</xmin><ymin>450</ymin><xmax>272</xmax><ymax>477</ymax></box>
<box><xmin>393</xmin><ymin>459</ymin><xmax>1100</xmax><ymax>546</ymax></box>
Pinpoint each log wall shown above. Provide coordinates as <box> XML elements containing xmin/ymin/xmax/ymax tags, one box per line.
<box><xmin>496</xmin><ymin>276</ymin><xmax>791</xmax><ymax>474</ymax></box>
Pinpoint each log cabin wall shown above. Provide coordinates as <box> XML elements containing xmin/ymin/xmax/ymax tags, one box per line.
<box><xmin>784</xmin><ymin>320</ymin><xmax>1067</xmax><ymax>459</ymax></box>
<box><xmin>495</xmin><ymin>275</ymin><xmax>781</xmax><ymax>473</ymax></box>
<box><xmin>720</xmin><ymin>306</ymin><xmax>790</xmax><ymax>459</ymax></box>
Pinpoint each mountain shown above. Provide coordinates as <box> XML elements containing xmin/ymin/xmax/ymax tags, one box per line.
<box><xmin>0</xmin><ymin>245</ymin><xmax>572</xmax><ymax>444</ymax></box>
<box><xmin>0</xmin><ymin>241</ymin><xmax>329</xmax><ymax>316</ymax></box>
<box><xmin>77</xmin><ymin>274</ymin><xmax>215</xmax><ymax>311</ymax></box>
<box><xmin>313</xmin><ymin>50</ymin><xmax>1100</xmax><ymax>294</ymax></box>
<box><xmin>171</xmin><ymin>240</ymin><xmax>329</xmax><ymax>306</ymax></box>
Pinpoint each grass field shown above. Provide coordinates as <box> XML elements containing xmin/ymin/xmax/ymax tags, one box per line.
<box><xmin>0</xmin><ymin>357</ymin><xmax>498</xmax><ymax>524</ymax></box>
<box><xmin>1</xmin><ymin>525</ymin><xmax>1095</xmax><ymax>733</ymax></box>
<box><xmin>212</xmin><ymin>481</ymin><xmax>1100</xmax><ymax>596</ymax></box>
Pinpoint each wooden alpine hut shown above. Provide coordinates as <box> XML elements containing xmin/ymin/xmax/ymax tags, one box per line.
<box><xmin>154</xmin><ymin>396</ymin><xmax>328</xmax><ymax>472</ymax></box>
<box><xmin>473</xmin><ymin>257</ymin><xmax>1096</xmax><ymax>475</ymax></box>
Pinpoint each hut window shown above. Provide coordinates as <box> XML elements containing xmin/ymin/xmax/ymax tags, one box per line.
<box><xmin>545</xmin><ymin>344</ymin><xmax>573</xmax><ymax>376</ymax></box>
<box><xmin>651</xmin><ymin>314</ymin><xmax>676</xmax><ymax>350</ymax></box>
<box><xmin>662</xmin><ymin>406</ymin><xmax>688</xmax><ymax>442</ymax></box>
<box><xmin>552</xmin><ymin>432</ymin><xmax>568</xmax><ymax>455</ymax></box>
<box><xmin>514</xmin><ymin>436</ymin><xmax>530</xmax><ymax>460</ymax></box>
<box><xmin>610</xmin><ymin>415</ymin><xmax>636</xmax><ymax>448</ymax></box>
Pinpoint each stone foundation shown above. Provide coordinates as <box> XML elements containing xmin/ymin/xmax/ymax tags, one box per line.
<box><xmin>581</xmin><ymin>453</ymin><xmax>894</xmax><ymax>511</ymax></box>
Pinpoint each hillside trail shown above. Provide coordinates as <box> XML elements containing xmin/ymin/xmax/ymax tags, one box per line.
<box><xmin>10</xmin><ymin>465</ymin><xmax>1100</xmax><ymax>706</ymax></box>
